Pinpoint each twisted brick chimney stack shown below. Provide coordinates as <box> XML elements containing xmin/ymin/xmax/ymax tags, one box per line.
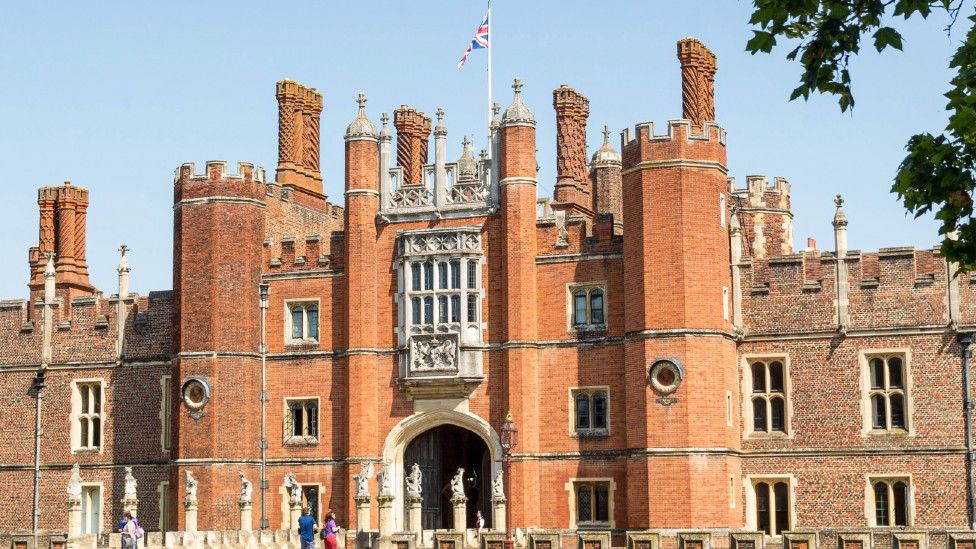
<box><xmin>276</xmin><ymin>79</ymin><xmax>324</xmax><ymax>198</ymax></box>
<box><xmin>552</xmin><ymin>85</ymin><xmax>591</xmax><ymax>208</ymax></box>
<box><xmin>677</xmin><ymin>38</ymin><xmax>717</xmax><ymax>130</ymax></box>
<box><xmin>393</xmin><ymin>106</ymin><xmax>432</xmax><ymax>185</ymax></box>
<box><xmin>28</xmin><ymin>181</ymin><xmax>94</xmax><ymax>311</ymax></box>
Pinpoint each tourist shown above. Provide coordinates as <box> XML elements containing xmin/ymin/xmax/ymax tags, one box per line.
<box><xmin>298</xmin><ymin>506</ymin><xmax>318</xmax><ymax>549</ymax></box>
<box><xmin>321</xmin><ymin>511</ymin><xmax>341</xmax><ymax>549</ymax></box>
<box><xmin>475</xmin><ymin>510</ymin><xmax>485</xmax><ymax>532</ymax></box>
<box><xmin>120</xmin><ymin>512</ymin><xmax>136</xmax><ymax>549</ymax></box>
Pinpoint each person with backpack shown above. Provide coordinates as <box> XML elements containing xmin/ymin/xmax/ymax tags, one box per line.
<box><xmin>120</xmin><ymin>512</ymin><xmax>136</xmax><ymax>549</ymax></box>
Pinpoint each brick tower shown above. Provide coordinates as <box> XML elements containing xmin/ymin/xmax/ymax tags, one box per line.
<box><xmin>172</xmin><ymin>160</ymin><xmax>267</xmax><ymax>529</ymax></box>
<box><xmin>620</xmin><ymin>38</ymin><xmax>740</xmax><ymax>527</ymax></box>
<box><xmin>499</xmin><ymin>77</ymin><xmax>542</xmax><ymax>527</ymax></box>
<box><xmin>342</xmin><ymin>93</ymin><xmax>381</xmax><ymax>528</ymax></box>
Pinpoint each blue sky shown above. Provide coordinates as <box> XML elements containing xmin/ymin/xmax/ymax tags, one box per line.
<box><xmin>0</xmin><ymin>1</ymin><xmax>965</xmax><ymax>296</ymax></box>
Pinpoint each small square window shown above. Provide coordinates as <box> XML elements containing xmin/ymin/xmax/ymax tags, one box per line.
<box><xmin>571</xmin><ymin>387</ymin><xmax>610</xmax><ymax>437</ymax></box>
<box><xmin>286</xmin><ymin>301</ymin><xmax>320</xmax><ymax>344</ymax></box>
<box><xmin>568</xmin><ymin>283</ymin><xmax>608</xmax><ymax>331</ymax></box>
<box><xmin>284</xmin><ymin>398</ymin><xmax>319</xmax><ymax>444</ymax></box>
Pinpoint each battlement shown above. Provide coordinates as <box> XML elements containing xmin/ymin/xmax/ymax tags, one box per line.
<box><xmin>621</xmin><ymin>119</ymin><xmax>726</xmax><ymax>147</ymax></box>
<box><xmin>174</xmin><ymin>161</ymin><xmax>266</xmax><ymax>184</ymax></box>
<box><xmin>742</xmin><ymin>245</ymin><xmax>953</xmax><ymax>333</ymax></box>
<box><xmin>730</xmin><ymin>175</ymin><xmax>791</xmax><ymax>210</ymax></box>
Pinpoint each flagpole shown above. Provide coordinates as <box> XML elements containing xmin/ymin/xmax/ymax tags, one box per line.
<box><xmin>487</xmin><ymin>0</ymin><xmax>493</xmax><ymax>160</ymax></box>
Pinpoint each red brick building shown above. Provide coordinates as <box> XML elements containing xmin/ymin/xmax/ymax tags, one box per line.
<box><xmin>3</xmin><ymin>38</ymin><xmax>976</xmax><ymax>549</ymax></box>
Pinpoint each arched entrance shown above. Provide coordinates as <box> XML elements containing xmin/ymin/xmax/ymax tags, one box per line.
<box><xmin>404</xmin><ymin>425</ymin><xmax>492</xmax><ymax>529</ymax></box>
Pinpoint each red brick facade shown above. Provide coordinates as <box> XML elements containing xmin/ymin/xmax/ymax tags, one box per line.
<box><xmin>1</xmin><ymin>37</ymin><xmax>974</xmax><ymax>549</ymax></box>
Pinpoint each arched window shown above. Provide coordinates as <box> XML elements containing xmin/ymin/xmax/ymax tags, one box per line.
<box><xmin>867</xmin><ymin>354</ymin><xmax>909</xmax><ymax>432</ymax></box>
<box><xmin>872</xmin><ymin>478</ymin><xmax>911</xmax><ymax>527</ymax></box>
<box><xmin>590</xmin><ymin>290</ymin><xmax>605</xmax><ymax>324</ymax></box>
<box><xmin>750</xmin><ymin>359</ymin><xmax>788</xmax><ymax>433</ymax></box>
<box><xmin>754</xmin><ymin>480</ymin><xmax>790</xmax><ymax>535</ymax></box>
<box><xmin>568</xmin><ymin>284</ymin><xmax>608</xmax><ymax>329</ymax></box>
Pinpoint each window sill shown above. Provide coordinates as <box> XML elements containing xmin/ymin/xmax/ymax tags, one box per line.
<box><xmin>284</xmin><ymin>437</ymin><xmax>320</xmax><ymax>446</ymax></box>
<box><xmin>570</xmin><ymin>325</ymin><xmax>607</xmax><ymax>333</ymax></box>
<box><xmin>576</xmin><ymin>521</ymin><xmax>611</xmax><ymax>530</ymax></box>
<box><xmin>285</xmin><ymin>339</ymin><xmax>319</xmax><ymax>348</ymax></box>
<box><xmin>572</xmin><ymin>429</ymin><xmax>610</xmax><ymax>439</ymax></box>
<box><xmin>867</xmin><ymin>428</ymin><xmax>910</xmax><ymax>437</ymax></box>
<box><xmin>72</xmin><ymin>447</ymin><xmax>102</xmax><ymax>454</ymax></box>
<box><xmin>745</xmin><ymin>431</ymin><xmax>790</xmax><ymax>439</ymax></box>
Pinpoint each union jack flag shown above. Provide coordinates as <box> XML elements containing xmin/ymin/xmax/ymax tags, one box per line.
<box><xmin>457</xmin><ymin>12</ymin><xmax>489</xmax><ymax>69</ymax></box>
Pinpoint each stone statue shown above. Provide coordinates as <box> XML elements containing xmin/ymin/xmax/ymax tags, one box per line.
<box><xmin>377</xmin><ymin>461</ymin><xmax>393</xmax><ymax>498</ymax></box>
<box><xmin>284</xmin><ymin>473</ymin><xmax>301</xmax><ymax>505</ymax></box>
<box><xmin>492</xmin><ymin>469</ymin><xmax>504</xmax><ymax>500</ymax></box>
<box><xmin>239</xmin><ymin>471</ymin><xmax>253</xmax><ymax>503</ymax></box>
<box><xmin>405</xmin><ymin>463</ymin><xmax>422</xmax><ymax>499</ymax></box>
<box><xmin>67</xmin><ymin>463</ymin><xmax>82</xmax><ymax>501</ymax></box>
<box><xmin>354</xmin><ymin>461</ymin><xmax>373</xmax><ymax>499</ymax></box>
<box><xmin>123</xmin><ymin>466</ymin><xmax>138</xmax><ymax>501</ymax></box>
<box><xmin>184</xmin><ymin>471</ymin><xmax>198</xmax><ymax>504</ymax></box>
<box><xmin>450</xmin><ymin>468</ymin><xmax>465</xmax><ymax>500</ymax></box>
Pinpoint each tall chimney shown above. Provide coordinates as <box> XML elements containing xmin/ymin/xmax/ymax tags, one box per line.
<box><xmin>275</xmin><ymin>80</ymin><xmax>324</xmax><ymax>197</ymax></box>
<box><xmin>393</xmin><ymin>106</ymin><xmax>432</xmax><ymax>185</ymax></box>
<box><xmin>552</xmin><ymin>85</ymin><xmax>590</xmax><ymax>207</ymax></box>
<box><xmin>677</xmin><ymin>38</ymin><xmax>717</xmax><ymax>129</ymax></box>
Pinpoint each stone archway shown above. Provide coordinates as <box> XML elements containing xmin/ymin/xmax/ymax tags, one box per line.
<box><xmin>381</xmin><ymin>409</ymin><xmax>503</xmax><ymax>532</ymax></box>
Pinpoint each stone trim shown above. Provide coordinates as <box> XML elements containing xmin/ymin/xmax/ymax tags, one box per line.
<box><xmin>782</xmin><ymin>531</ymin><xmax>817</xmax><ymax>549</ymax></box>
<box><xmin>498</xmin><ymin>177</ymin><xmax>538</xmax><ymax>187</ymax></box>
<box><xmin>536</xmin><ymin>252</ymin><xmax>623</xmax><ymax>264</ymax></box>
<box><xmin>893</xmin><ymin>531</ymin><xmax>928</xmax><ymax>549</ymax></box>
<box><xmin>836</xmin><ymin>532</ymin><xmax>872</xmax><ymax>549</ymax></box>
<box><xmin>261</xmin><ymin>269</ymin><xmax>342</xmax><ymax>281</ymax></box>
<box><xmin>730</xmin><ymin>531</ymin><xmax>764</xmax><ymax>549</ymax></box>
<box><xmin>173</xmin><ymin>196</ymin><xmax>267</xmax><ymax>209</ymax></box>
<box><xmin>627</xmin><ymin>532</ymin><xmax>662</xmax><ymax>549</ymax></box>
<box><xmin>620</xmin><ymin>159</ymin><xmax>728</xmax><ymax>176</ymax></box>
<box><xmin>678</xmin><ymin>532</ymin><xmax>711</xmax><ymax>549</ymax></box>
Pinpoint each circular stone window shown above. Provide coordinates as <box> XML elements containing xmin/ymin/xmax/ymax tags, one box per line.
<box><xmin>649</xmin><ymin>359</ymin><xmax>684</xmax><ymax>394</ymax></box>
<box><xmin>181</xmin><ymin>377</ymin><xmax>211</xmax><ymax>410</ymax></box>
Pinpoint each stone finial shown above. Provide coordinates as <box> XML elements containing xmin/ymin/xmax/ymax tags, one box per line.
<box><xmin>434</xmin><ymin>107</ymin><xmax>447</xmax><ymax>137</ymax></box>
<box><xmin>833</xmin><ymin>194</ymin><xmax>848</xmax><ymax>228</ymax></box>
<box><xmin>502</xmin><ymin>77</ymin><xmax>535</xmax><ymax>126</ymax></box>
<box><xmin>591</xmin><ymin>124</ymin><xmax>621</xmax><ymax>165</ymax></box>
<box><xmin>379</xmin><ymin>112</ymin><xmax>391</xmax><ymax>140</ymax></box>
<box><xmin>43</xmin><ymin>251</ymin><xmax>56</xmax><ymax>304</ymax></box>
<box><xmin>677</xmin><ymin>38</ymin><xmax>717</xmax><ymax>129</ymax></box>
<box><xmin>345</xmin><ymin>92</ymin><xmax>378</xmax><ymax>140</ymax></box>
<box><xmin>457</xmin><ymin>136</ymin><xmax>478</xmax><ymax>182</ymax></box>
<box><xmin>117</xmin><ymin>244</ymin><xmax>130</xmax><ymax>298</ymax></box>
<box><xmin>491</xmin><ymin>102</ymin><xmax>502</xmax><ymax>129</ymax></box>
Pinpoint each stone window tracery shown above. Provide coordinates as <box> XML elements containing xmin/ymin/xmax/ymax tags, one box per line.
<box><xmin>568</xmin><ymin>283</ymin><xmax>607</xmax><ymax>331</ymax></box>
<box><xmin>742</xmin><ymin>356</ymin><xmax>791</xmax><ymax>437</ymax></box>
<box><xmin>868</xmin><ymin>476</ymin><xmax>912</xmax><ymax>527</ymax></box>
<box><xmin>571</xmin><ymin>387</ymin><xmax>609</xmax><ymax>436</ymax></box>
<box><xmin>72</xmin><ymin>380</ymin><xmax>103</xmax><ymax>452</ymax></box>
<box><xmin>860</xmin><ymin>351</ymin><xmax>913</xmax><ymax>436</ymax></box>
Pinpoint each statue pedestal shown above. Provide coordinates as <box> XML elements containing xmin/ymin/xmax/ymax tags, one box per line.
<box><xmin>377</xmin><ymin>496</ymin><xmax>394</xmax><ymax>539</ymax></box>
<box><xmin>289</xmin><ymin>502</ymin><xmax>303</xmax><ymax>530</ymax></box>
<box><xmin>239</xmin><ymin>501</ymin><xmax>253</xmax><ymax>532</ymax></box>
<box><xmin>451</xmin><ymin>496</ymin><xmax>467</xmax><ymax>532</ymax></box>
<box><xmin>407</xmin><ymin>497</ymin><xmax>423</xmax><ymax>540</ymax></box>
<box><xmin>184</xmin><ymin>501</ymin><xmax>198</xmax><ymax>533</ymax></box>
<box><xmin>492</xmin><ymin>498</ymin><xmax>506</xmax><ymax>532</ymax></box>
<box><xmin>67</xmin><ymin>499</ymin><xmax>82</xmax><ymax>540</ymax></box>
<box><xmin>121</xmin><ymin>498</ymin><xmax>139</xmax><ymax>517</ymax></box>
<box><xmin>355</xmin><ymin>496</ymin><xmax>371</xmax><ymax>532</ymax></box>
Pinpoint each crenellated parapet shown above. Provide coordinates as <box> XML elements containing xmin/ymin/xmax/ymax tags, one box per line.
<box><xmin>730</xmin><ymin>175</ymin><xmax>794</xmax><ymax>259</ymax></box>
<box><xmin>741</xmin><ymin>246</ymin><xmax>956</xmax><ymax>335</ymax></box>
<box><xmin>620</xmin><ymin>119</ymin><xmax>726</xmax><ymax>169</ymax></box>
